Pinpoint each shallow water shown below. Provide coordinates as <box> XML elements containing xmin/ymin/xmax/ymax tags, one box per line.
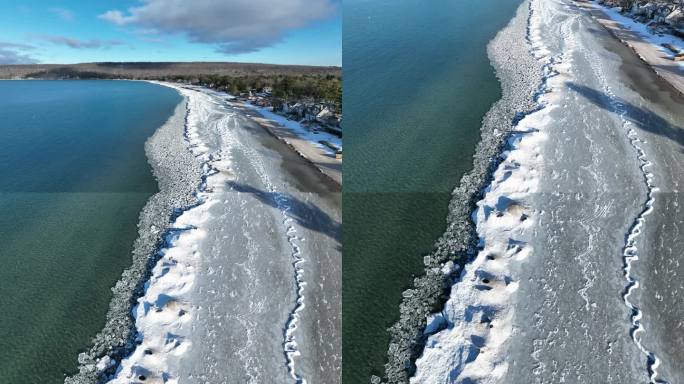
<box><xmin>0</xmin><ymin>80</ymin><xmax>181</xmax><ymax>383</ymax></box>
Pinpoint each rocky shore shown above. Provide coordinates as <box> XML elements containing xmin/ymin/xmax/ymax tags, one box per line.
<box><xmin>597</xmin><ymin>0</ymin><xmax>684</xmax><ymax>36</ymax></box>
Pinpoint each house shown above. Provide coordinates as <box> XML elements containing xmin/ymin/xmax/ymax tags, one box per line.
<box><xmin>316</xmin><ymin>107</ymin><xmax>332</xmax><ymax>120</ymax></box>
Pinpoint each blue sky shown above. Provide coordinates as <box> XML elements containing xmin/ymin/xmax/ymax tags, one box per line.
<box><xmin>0</xmin><ymin>0</ymin><xmax>341</xmax><ymax>66</ymax></box>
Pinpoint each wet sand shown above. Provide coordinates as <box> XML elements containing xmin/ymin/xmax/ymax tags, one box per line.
<box><xmin>239</xmin><ymin>103</ymin><xmax>343</xmax><ymax>186</ymax></box>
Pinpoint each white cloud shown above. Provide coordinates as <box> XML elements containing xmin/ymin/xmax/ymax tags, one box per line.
<box><xmin>98</xmin><ymin>10</ymin><xmax>127</xmax><ymax>25</ymax></box>
<box><xmin>98</xmin><ymin>0</ymin><xmax>336</xmax><ymax>54</ymax></box>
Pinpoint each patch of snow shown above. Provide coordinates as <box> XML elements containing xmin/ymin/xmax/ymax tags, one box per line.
<box><xmin>244</xmin><ymin>103</ymin><xmax>342</xmax><ymax>154</ymax></box>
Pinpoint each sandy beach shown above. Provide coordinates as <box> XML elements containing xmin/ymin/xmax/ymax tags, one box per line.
<box><xmin>234</xmin><ymin>102</ymin><xmax>342</xmax><ymax>186</ymax></box>
<box><xmin>577</xmin><ymin>0</ymin><xmax>684</xmax><ymax>96</ymax></box>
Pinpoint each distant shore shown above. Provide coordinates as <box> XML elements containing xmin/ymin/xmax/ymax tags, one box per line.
<box><xmin>578</xmin><ymin>0</ymin><xmax>684</xmax><ymax>95</ymax></box>
<box><xmin>155</xmin><ymin>82</ymin><xmax>342</xmax><ymax>186</ymax></box>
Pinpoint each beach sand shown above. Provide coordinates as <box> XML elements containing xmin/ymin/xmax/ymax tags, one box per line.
<box><xmin>231</xmin><ymin>102</ymin><xmax>342</xmax><ymax>186</ymax></box>
<box><xmin>577</xmin><ymin>0</ymin><xmax>684</xmax><ymax>95</ymax></box>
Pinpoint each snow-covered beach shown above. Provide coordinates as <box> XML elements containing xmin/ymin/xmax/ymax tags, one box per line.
<box><xmin>188</xmin><ymin>86</ymin><xmax>342</xmax><ymax>185</ymax></box>
<box><xmin>410</xmin><ymin>0</ymin><xmax>684</xmax><ymax>382</ymax></box>
<box><xmin>68</xmin><ymin>82</ymin><xmax>341</xmax><ymax>384</ymax></box>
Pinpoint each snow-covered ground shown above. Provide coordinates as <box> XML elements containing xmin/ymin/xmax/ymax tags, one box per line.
<box><xmin>593</xmin><ymin>1</ymin><xmax>684</xmax><ymax>68</ymax></box>
<box><xmin>412</xmin><ymin>0</ymin><xmax>684</xmax><ymax>383</ymax></box>
<box><xmin>411</xmin><ymin>1</ymin><xmax>557</xmax><ymax>381</ymax></box>
<box><xmin>110</xmin><ymin>83</ymin><xmax>341</xmax><ymax>383</ymax></box>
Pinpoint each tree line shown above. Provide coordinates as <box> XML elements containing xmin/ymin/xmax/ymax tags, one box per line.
<box><xmin>168</xmin><ymin>73</ymin><xmax>342</xmax><ymax>106</ymax></box>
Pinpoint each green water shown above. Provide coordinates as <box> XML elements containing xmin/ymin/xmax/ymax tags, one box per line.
<box><xmin>0</xmin><ymin>80</ymin><xmax>181</xmax><ymax>383</ymax></box>
<box><xmin>342</xmin><ymin>0</ymin><xmax>523</xmax><ymax>381</ymax></box>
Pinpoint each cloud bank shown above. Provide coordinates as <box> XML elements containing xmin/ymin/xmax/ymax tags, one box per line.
<box><xmin>98</xmin><ymin>0</ymin><xmax>336</xmax><ymax>54</ymax></box>
<box><xmin>0</xmin><ymin>42</ymin><xmax>38</xmax><ymax>64</ymax></box>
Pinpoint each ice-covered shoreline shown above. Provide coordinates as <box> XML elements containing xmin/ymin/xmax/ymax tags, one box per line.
<box><xmin>410</xmin><ymin>0</ymin><xmax>564</xmax><ymax>381</ymax></box>
<box><xmin>188</xmin><ymin>85</ymin><xmax>342</xmax><ymax>185</ymax></box>
<box><xmin>65</xmin><ymin>84</ymin><xmax>203</xmax><ymax>384</ymax></box>
<box><xmin>105</xmin><ymin>81</ymin><xmax>340</xmax><ymax>383</ymax></box>
<box><xmin>105</xmin><ymin>82</ymin><xmax>237</xmax><ymax>383</ymax></box>
<box><xmin>380</xmin><ymin>1</ymin><xmax>544</xmax><ymax>382</ymax></box>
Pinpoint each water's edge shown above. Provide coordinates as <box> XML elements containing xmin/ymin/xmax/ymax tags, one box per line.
<box><xmin>65</xmin><ymin>87</ymin><xmax>203</xmax><ymax>383</ymax></box>
<box><xmin>381</xmin><ymin>2</ymin><xmax>544</xmax><ymax>382</ymax></box>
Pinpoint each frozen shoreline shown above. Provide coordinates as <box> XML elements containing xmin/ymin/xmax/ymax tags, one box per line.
<box><xmin>65</xmin><ymin>85</ymin><xmax>202</xmax><ymax>383</ymax></box>
<box><xmin>108</xmin><ymin>82</ymin><xmax>231</xmax><ymax>383</ymax></box>
<box><xmin>186</xmin><ymin>86</ymin><xmax>341</xmax><ymax>185</ymax></box>
<box><xmin>106</xmin><ymin>81</ymin><xmax>341</xmax><ymax>383</ymax></box>
<box><xmin>380</xmin><ymin>1</ymin><xmax>544</xmax><ymax>382</ymax></box>
<box><xmin>411</xmin><ymin>0</ymin><xmax>559</xmax><ymax>381</ymax></box>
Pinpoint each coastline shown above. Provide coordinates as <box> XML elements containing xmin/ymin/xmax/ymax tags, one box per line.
<box><xmin>61</xmin><ymin>79</ymin><xmax>341</xmax><ymax>383</ymax></box>
<box><xmin>165</xmin><ymin>84</ymin><xmax>342</xmax><ymax>186</ymax></box>
<box><xmin>242</xmin><ymin>104</ymin><xmax>342</xmax><ymax>186</ymax></box>
<box><xmin>65</xmin><ymin>89</ymin><xmax>202</xmax><ymax>383</ymax></box>
<box><xmin>578</xmin><ymin>0</ymin><xmax>684</xmax><ymax>96</ymax></box>
<box><xmin>412</xmin><ymin>0</ymin><xmax>560</xmax><ymax>379</ymax></box>
<box><xmin>106</xmin><ymin>81</ymin><xmax>341</xmax><ymax>383</ymax></box>
<box><xmin>380</xmin><ymin>1</ymin><xmax>543</xmax><ymax>382</ymax></box>
<box><xmin>109</xmin><ymin>83</ymin><xmax>216</xmax><ymax>383</ymax></box>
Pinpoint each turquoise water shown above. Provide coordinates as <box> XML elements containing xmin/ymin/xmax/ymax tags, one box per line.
<box><xmin>0</xmin><ymin>80</ymin><xmax>181</xmax><ymax>383</ymax></box>
<box><xmin>343</xmin><ymin>0</ymin><xmax>523</xmax><ymax>381</ymax></box>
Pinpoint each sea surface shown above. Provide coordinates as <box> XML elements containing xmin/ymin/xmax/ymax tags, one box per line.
<box><xmin>343</xmin><ymin>0</ymin><xmax>523</xmax><ymax>381</ymax></box>
<box><xmin>0</xmin><ymin>80</ymin><xmax>181</xmax><ymax>383</ymax></box>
